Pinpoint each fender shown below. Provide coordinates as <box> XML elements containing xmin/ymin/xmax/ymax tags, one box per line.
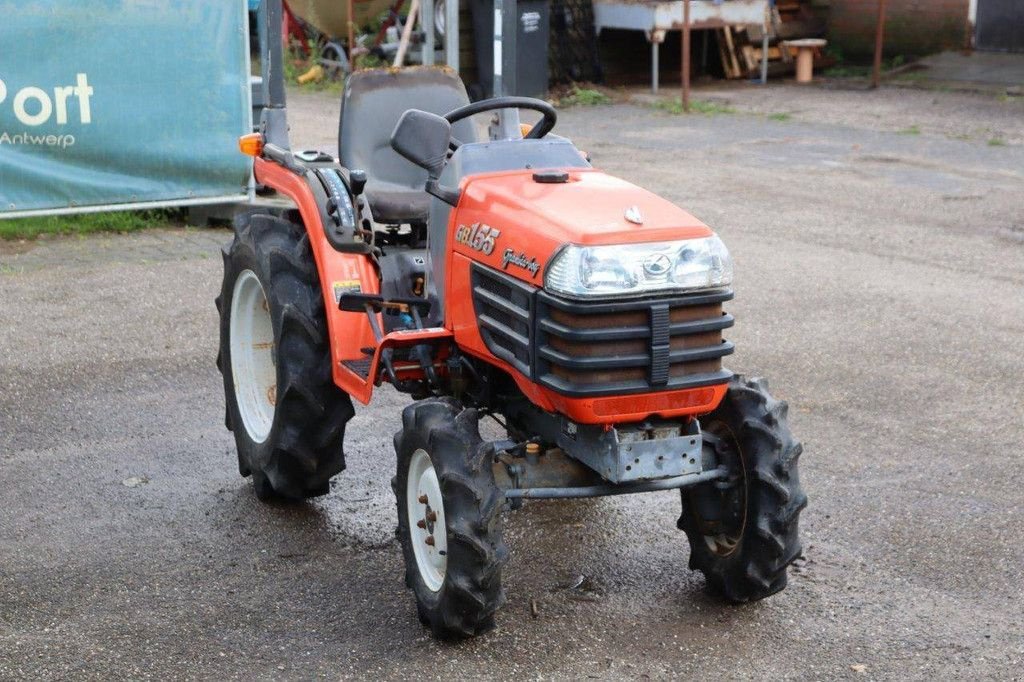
<box><xmin>253</xmin><ymin>156</ymin><xmax>382</xmax><ymax>403</ymax></box>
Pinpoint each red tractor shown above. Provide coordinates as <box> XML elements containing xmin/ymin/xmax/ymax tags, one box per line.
<box><xmin>217</xmin><ymin>65</ymin><xmax>806</xmax><ymax>639</ymax></box>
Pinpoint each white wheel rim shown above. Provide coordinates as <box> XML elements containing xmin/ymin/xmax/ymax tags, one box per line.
<box><xmin>229</xmin><ymin>270</ymin><xmax>276</xmax><ymax>444</ymax></box>
<box><xmin>407</xmin><ymin>448</ymin><xmax>448</xmax><ymax>592</ymax></box>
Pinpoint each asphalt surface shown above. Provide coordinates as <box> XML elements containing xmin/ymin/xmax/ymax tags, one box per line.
<box><xmin>2</xmin><ymin>84</ymin><xmax>1023</xmax><ymax>680</ymax></box>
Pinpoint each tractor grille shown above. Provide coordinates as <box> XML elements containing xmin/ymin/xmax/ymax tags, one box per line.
<box><xmin>470</xmin><ymin>263</ymin><xmax>535</xmax><ymax>377</ymax></box>
<box><xmin>471</xmin><ymin>263</ymin><xmax>734</xmax><ymax>397</ymax></box>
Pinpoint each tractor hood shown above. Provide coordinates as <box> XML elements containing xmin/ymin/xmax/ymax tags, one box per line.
<box><xmin>457</xmin><ymin>168</ymin><xmax>714</xmax><ymax>247</ymax></box>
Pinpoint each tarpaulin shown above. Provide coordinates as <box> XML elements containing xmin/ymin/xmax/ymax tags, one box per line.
<box><xmin>0</xmin><ymin>0</ymin><xmax>252</xmax><ymax>216</ymax></box>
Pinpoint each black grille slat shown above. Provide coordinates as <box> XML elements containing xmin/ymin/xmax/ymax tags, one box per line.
<box><xmin>479</xmin><ymin>314</ymin><xmax>531</xmax><ymax>347</ymax></box>
<box><xmin>538</xmin><ymin>346</ymin><xmax>650</xmax><ymax>368</ymax></box>
<box><xmin>473</xmin><ymin>285</ymin><xmax>531</xmax><ymax>322</ymax></box>
<box><xmin>669</xmin><ymin>314</ymin><xmax>734</xmax><ymax>335</ymax></box>
<box><xmin>538</xmin><ymin>318</ymin><xmax>650</xmax><ymax>341</ymax></box>
<box><xmin>668</xmin><ymin>343</ymin><xmax>735</xmax><ymax>363</ymax></box>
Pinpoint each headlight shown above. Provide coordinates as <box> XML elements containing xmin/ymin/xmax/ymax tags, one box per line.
<box><xmin>544</xmin><ymin>235</ymin><xmax>733</xmax><ymax>299</ymax></box>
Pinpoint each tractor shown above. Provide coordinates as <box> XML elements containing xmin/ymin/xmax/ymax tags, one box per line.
<box><xmin>217</xmin><ymin>51</ymin><xmax>806</xmax><ymax>638</ymax></box>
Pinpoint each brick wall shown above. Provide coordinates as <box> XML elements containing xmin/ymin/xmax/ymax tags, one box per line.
<box><xmin>824</xmin><ymin>0</ymin><xmax>969</xmax><ymax>59</ymax></box>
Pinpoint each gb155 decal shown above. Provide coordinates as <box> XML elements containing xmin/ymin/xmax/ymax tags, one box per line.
<box><xmin>455</xmin><ymin>223</ymin><xmax>500</xmax><ymax>255</ymax></box>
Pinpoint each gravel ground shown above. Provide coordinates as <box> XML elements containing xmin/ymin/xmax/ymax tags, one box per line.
<box><xmin>673</xmin><ymin>81</ymin><xmax>1024</xmax><ymax>144</ymax></box>
<box><xmin>1</xmin><ymin>85</ymin><xmax>1022</xmax><ymax>680</ymax></box>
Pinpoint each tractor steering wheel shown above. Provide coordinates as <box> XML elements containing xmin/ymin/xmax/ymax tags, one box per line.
<box><xmin>444</xmin><ymin>96</ymin><xmax>558</xmax><ymax>151</ymax></box>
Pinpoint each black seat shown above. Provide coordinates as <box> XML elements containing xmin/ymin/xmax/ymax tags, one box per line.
<box><xmin>338</xmin><ymin>67</ymin><xmax>477</xmax><ymax>225</ymax></box>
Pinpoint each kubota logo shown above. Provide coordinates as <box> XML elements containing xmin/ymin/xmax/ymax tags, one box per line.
<box><xmin>0</xmin><ymin>73</ymin><xmax>94</xmax><ymax>126</ymax></box>
<box><xmin>643</xmin><ymin>253</ymin><xmax>672</xmax><ymax>277</ymax></box>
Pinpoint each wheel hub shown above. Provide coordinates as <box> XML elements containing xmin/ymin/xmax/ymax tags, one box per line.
<box><xmin>407</xmin><ymin>448</ymin><xmax>448</xmax><ymax>592</ymax></box>
<box><xmin>695</xmin><ymin>426</ymin><xmax>747</xmax><ymax>557</ymax></box>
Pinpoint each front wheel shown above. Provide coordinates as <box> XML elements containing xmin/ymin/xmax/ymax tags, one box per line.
<box><xmin>392</xmin><ymin>398</ymin><xmax>508</xmax><ymax>639</ymax></box>
<box><xmin>679</xmin><ymin>375</ymin><xmax>808</xmax><ymax>602</ymax></box>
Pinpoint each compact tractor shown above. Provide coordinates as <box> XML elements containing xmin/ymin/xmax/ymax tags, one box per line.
<box><xmin>218</xmin><ymin>10</ymin><xmax>806</xmax><ymax>638</ymax></box>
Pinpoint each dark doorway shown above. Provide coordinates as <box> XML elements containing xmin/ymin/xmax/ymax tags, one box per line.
<box><xmin>976</xmin><ymin>0</ymin><xmax>1024</xmax><ymax>53</ymax></box>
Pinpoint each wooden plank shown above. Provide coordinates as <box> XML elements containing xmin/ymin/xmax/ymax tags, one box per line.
<box><xmin>733</xmin><ymin>27</ymin><xmax>757</xmax><ymax>72</ymax></box>
<box><xmin>716</xmin><ymin>28</ymin><xmax>733</xmax><ymax>78</ymax></box>
<box><xmin>753</xmin><ymin>46</ymin><xmax>784</xmax><ymax>60</ymax></box>
<box><xmin>742</xmin><ymin>44</ymin><xmax>757</xmax><ymax>72</ymax></box>
<box><xmin>722</xmin><ymin>26</ymin><xmax>742</xmax><ymax>78</ymax></box>
<box><xmin>721</xmin><ymin>29</ymin><xmax>739</xmax><ymax>78</ymax></box>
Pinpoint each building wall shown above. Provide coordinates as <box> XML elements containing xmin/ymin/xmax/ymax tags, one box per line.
<box><xmin>823</xmin><ymin>0</ymin><xmax>970</xmax><ymax>59</ymax></box>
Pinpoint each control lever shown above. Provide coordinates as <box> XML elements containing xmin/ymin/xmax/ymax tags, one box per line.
<box><xmin>349</xmin><ymin>169</ymin><xmax>367</xmax><ymax>197</ymax></box>
<box><xmin>325</xmin><ymin>197</ymin><xmax>341</xmax><ymax>224</ymax></box>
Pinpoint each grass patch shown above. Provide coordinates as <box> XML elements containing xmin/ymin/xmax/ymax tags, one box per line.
<box><xmin>891</xmin><ymin>70</ymin><xmax>928</xmax><ymax>82</ymax></box>
<box><xmin>988</xmin><ymin>137</ymin><xmax>1007</xmax><ymax>147</ymax></box>
<box><xmin>356</xmin><ymin>53</ymin><xmax>389</xmax><ymax>70</ymax></box>
<box><xmin>654</xmin><ymin>99</ymin><xmax>734</xmax><ymax>115</ymax></box>
<box><xmin>824</xmin><ymin>55</ymin><xmax>910</xmax><ymax>80</ymax></box>
<box><xmin>768</xmin><ymin>112</ymin><xmax>792</xmax><ymax>122</ymax></box>
<box><xmin>823</xmin><ymin>64</ymin><xmax>872</xmax><ymax>79</ymax></box>
<box><xmin>898</xmin><ymin>125</ymin><xmax>921</xmax><ymax>135</ymax></box>
<box><xmin>558</xmin><ymin>85</ymin><xmax>613</xmax><ymax>107</ymax></box>
<box><xmin>0</xmin><ymin>210</ymin><xmax>178</xmax><ymax>241</ymax></box>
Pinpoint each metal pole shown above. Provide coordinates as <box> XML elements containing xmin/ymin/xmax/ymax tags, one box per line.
<box><xmin>965</xmin><ymin>0</ymin><xmax>977</xmax><ymax>52</ymax></box>
<box><xmin>651</xmin><ymin>39</ymin><xmax>659</xmax><ymax>94</ymax></box>
<box><xmin>493</xmin><ymin>0</ymin><xmax>504</xmax><ymax>96</ymax></box>
<box><xmin>872</xmin><ymin>0</ymin><xmax>888</xmax><ymax>89</ymax></box>
<box><xmin>761</xmin><ymin>5</ymin><xmax>770</xmax><ymax>84</ymax></box>
<box><xmin>681</xmin><ymin>0</ymin><xmax>691</xmax><ymax>112</ymax></box>
<box><xmin>502</xmin><ymin>0</ymin><xmax>518</xmax><ymax>96</ymax></box>
<box><xmin>445</xmin><ymin>0</ymin><xmax>460</xmax><ymax>70</ymax></box>
<box><xmin>260</xmin><ymin>0</ymin><xmax>286</xmax><ymax>109</ymax></box>
<box><xmin>491</xmin><ymin>0</ymin><xmax>520</xmax><ymax>138</ymax></box>
<box><xmin>422</xmin><ymin>0</ymin><xmax>435</xmax><ymax>65</ymax></box>
<box><xmin>259</xmin><ymin>0</ymin><xmax>289</xmax><ymax>149</ymax></box>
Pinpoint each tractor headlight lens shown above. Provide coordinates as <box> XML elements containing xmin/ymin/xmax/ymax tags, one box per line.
<box><xmin>544</xmin><ymin>235</ymin><xmax>733</xmax><ymax>299</ymax></box>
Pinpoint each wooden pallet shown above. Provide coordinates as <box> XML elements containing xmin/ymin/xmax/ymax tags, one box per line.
<box><xmin>717</xmin><ymin>26</ymin><xmax>763</xmax><ymax>79</ymax></box>
<box><xmin>715</xmin><ymin>0</ymin><xmax>823</xmax><ymax>80</ymax></box>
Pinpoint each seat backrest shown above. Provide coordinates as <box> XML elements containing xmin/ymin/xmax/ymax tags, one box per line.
<box><xmin>338</xmin><ymin>67</ymin><xmax>477</xmax><ymax>196</ymax></box>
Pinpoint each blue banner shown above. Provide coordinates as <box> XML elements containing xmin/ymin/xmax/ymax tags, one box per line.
<box><xmin>0</xmin><ymin>1</ymin><xmax>252</xmax><ymax>216</ymax></box>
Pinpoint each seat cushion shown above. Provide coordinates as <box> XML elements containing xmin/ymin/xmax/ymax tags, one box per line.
<box><xmin>365</xmin><ymin>184</ymin><xmax>432</xmax><ymax>224</ymax></box>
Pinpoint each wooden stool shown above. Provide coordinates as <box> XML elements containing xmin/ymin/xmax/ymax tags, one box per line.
<box><xmin>783</xmin><ymin>39</ymin><xmax>827</xmax><ymax>84</ymax></box>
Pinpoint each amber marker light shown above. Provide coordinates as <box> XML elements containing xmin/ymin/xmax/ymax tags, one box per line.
<box><xmin>238</xmin><ymin>133</ymin><xmax>264</xmax><ymax>157</ymax></box>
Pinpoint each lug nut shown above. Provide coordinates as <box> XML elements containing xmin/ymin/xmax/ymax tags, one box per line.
<box><xmin>425</xmin><ymin>535</ymin><xmax>435</xmax><ymax>546</ymax></box>
<box><xmin>425</xmin><ymin>510</ymin><xmax>437</xmax><ymax>523</ymax></box>
<box><xmin>416</xmin><ymin>520</ymin><xmax>426</xmax><ymax>529</ymax></box>
<box><xmin>418</xmin><ymin>494</ymin><xmax>428</xmax><ymax>504</ymax></box>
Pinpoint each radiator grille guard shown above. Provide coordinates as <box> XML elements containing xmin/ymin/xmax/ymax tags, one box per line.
<box><xmin>470</xmin><ymin>263</ymin><xmax>735</xmax><ymax>398</ymax></box>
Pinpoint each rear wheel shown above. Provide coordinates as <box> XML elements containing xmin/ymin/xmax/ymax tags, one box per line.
<box><xmin>393</xmin><ymin>398</ymin><xmax>508</xmax><ymax>639</ymax></box>
<box><xmin>679</xmin><ymin>375</ymin><xmax>807</xmax><ymax>601</ymax></box>
<box><xmin>216</xmin><ymin>213</ymin><xmax>354</xmax><ymax>500</ymax></box>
